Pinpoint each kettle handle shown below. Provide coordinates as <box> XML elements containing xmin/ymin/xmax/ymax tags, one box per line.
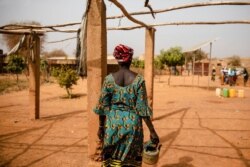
<box><xmin>157</xmin><ymin>144</ymin><xmax>162</xmax><ymax>151</ymax></box>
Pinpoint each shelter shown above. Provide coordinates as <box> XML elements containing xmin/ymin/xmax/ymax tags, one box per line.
<box><xmin>1</xmin><ymin>1</ymin><xmax>250</xmax><ymax>166</ymax></box>
<box><xmin>194</xmin><ymin>59</ymin><xmax>209</xmax><ymax>76</ymax></box>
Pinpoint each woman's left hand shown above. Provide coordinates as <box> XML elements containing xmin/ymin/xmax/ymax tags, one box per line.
<box><xmin>150</xmin><ymin>131</ymin><xmax>159</xmax><ymax>145</ymax></box>
<box><xmin>97</xmin><ymin>126</ymin><xmax>105</xmax><ymax>140</ymax></box>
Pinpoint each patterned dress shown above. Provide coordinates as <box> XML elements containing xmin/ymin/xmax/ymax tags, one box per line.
<box><xmin>94</xmin><ymin>74</ymin><xmax>152</xmax><ymax>167</ymax></box>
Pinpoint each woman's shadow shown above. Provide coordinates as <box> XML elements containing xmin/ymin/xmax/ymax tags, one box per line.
<box><xmin>161</xmin><ymin>156</ymin><xmax>195</xmax><ymax>167</ymax></box>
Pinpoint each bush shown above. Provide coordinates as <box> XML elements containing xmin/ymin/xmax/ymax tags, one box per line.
<box><xmin>5</xmin><ymin>54</ymin><xmax>26</xmax><ymax>83</ymax></box>
<box><xmin>131</xmin><ymin>58</ymin><xmax>144</xmax><ymax>69</ymax></box>
<box><xmin>52</xmin><ymin>66</ymin><xmax>79</xmax><ymax>98</ymax></box>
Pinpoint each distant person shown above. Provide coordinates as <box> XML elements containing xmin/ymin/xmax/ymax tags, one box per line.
<box><xmin>228</xmin><ymin>67</ymin><xmax>235</xmax><ymax>86</ymax></box>
<box><xmin>222</xmin><ymin>67</ymin><xmax>228</xmax><ymax>85</ymax></box>
<box><xmin>243</xmin><ymin>68</ymin><xmax>249</xmax><ymax>86</ymax></box>
<box><xmin>220</xmin><ymin>68</ymin><xmax>225</xmax><ymax>85</ymax></box>
<box><xmin>232</xmin><ymin>68</ymin><xmax>237</xmax><ymax>85</ymax></box>
<box><xmin>211</xmin><ymin>66</ymin><xmax>216</xmax><ymax>81</ymax></box>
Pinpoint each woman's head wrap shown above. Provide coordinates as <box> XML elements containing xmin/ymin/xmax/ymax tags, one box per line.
<box><xmin>113</xmin><ymin>44</ymin><xmax>133</xmax><ymax>63</ymax></box>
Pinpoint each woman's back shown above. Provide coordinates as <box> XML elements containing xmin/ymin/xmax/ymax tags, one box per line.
<box><xmin>112</xmin><ymin>69</ymin><xmax>137</xmax><ymax>87</ymax></box>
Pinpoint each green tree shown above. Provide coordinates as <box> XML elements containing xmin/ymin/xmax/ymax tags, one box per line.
<box><xmin>131</xmin><ymin>58</ymin><xmax>144</xmax><ymax>69</ymax></box>
<box><xmin>159</xmin><ymin>47</ymin><xmax>184</xmax><ymax>85</ymax></box>
<box><xmin>154</xmin><ymin>56</ymin><xmax>165</xmax><ymax>70</ymax></box>
<box><xmin>5</xmin><ymin>54</ymin><xmax>26</xmax><ymax>83</ymax></box>
<box><xmin>40</xmin><ymin>59</ymin><xmax>49</xmax><ymax>82</ymax></box>
<box><xmin>52</xmin><ymin>66</ymin><xmax>79</xmax><ymax>98</ymax></box>
<box><xmin>159</xmin><ymin>47</ymin><xmax>184</xmax><ymax>74</ymax></box>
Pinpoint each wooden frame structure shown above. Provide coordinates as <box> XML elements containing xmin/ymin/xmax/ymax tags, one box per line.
<box><xmin>1</xmin><ymin>1</ymin><xmax>250</xmax><ymax>166</ymax></box>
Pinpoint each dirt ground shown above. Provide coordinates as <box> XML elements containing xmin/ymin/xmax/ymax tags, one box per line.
<box><xmin>0</xmin><ymin>75</ymin><xmax>250</xmax><ymax>167</ymax></box>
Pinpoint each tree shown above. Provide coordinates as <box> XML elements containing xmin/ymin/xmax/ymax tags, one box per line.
<box><xmin>131</xmin><ymin>58</ymin><xmax>144</xmax><ymax>69</ymax></box>
<box><xmin>5</xmin><ymin>54</ymin><xmax>26</xmax><ymax>83</ymax></box>
<box><xmin>51</xmin><ymin>66</ymin><xmax>79</xmax><ymax>98</ymax></box>
<box><xmin>40</xmin><ymin>59</ymin><xmax>49</xmax><ymax>82</ymax></box>
<box><xmin>227</xmin><ymin>55</ymin><xmax>241</xmax><ymax>67</ymax></box>
<box><xmin>184</xmin><ymin>49</ymin><xmax>208</xmax><ymax>63</ymax></box>
<box><xmin>159</xmin><ymin>47</ymin><xmax>184</xmax><ymax>85</ymax></box>
<box><xmin>159</xmin><ymin>47</ymin><xmax>185</xmax><ymax>74</ymax></box>
<box><xmin>43</xmin><ymin>49</ymin><xmax>68</xmax><ymax>58</ymax></box>
<box><xmin>154</xmin><ymin>56</ymin><xmax>165</xmax><ymax>70</ymax></box>
<box><xmin>2</xmin><ymin>21</ymin><xmax>46</xmax><ymax>54</ymax></box>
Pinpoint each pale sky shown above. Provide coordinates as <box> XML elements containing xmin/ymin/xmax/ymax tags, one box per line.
<box><xmin>1</xmin><ymin>0</ymin><xmax>250</xmax><ymax>58</ymax></box>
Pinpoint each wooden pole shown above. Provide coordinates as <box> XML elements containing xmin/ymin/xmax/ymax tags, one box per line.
<box><xmin>202</xmin><ymin>62</ymin><xmax>204</xmax><ymax>76</ymax></box>
<box><xmin>86</xmin><ymin>0</ymin><xmax>107</xmax><ymax>165</ymax></box>
<box><xmin>144</xmin><ymin>28</ymin><xmax>155</xmax><ymax>110</ymax></box>
<box><xmin>28</xmin><ymin>35</ymin><xmax>40</xmax><ymax>119</ymax></box>
<box><xmin>207</xmin><ymin>42</ymin><xmax>212</xmax><ymax>90</ymax></box>
<box><xmin>192</xmin><ymin>55</ymin><xmax>195</xmax><ymax>87</ymax></box>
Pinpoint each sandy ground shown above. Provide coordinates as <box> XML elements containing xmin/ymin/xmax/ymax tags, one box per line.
<box><xmin>0</xmin><ymin>75</ymin><xmax>250</xmax><ymax>167</ymax></box>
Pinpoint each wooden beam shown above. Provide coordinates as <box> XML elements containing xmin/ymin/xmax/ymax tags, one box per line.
<box><xmin>107</xmin><ymin>1</ymin><xmax>250</xmax><ymax>19</ymax></box>
<box><xmin>28</xmin><ymin>35</ymin><xmax>40</xmax><ymax>119</ymax></box>
<box><xmin>144</xmin><ymin>28</ymin><xmax>155</xmax><ymax>111</ymax></box>
<box><xmin>1</xmin><ymin>20</ymin><xmax>250</xmax><ymax>35</ymax></box>
<box><xmin>108</xmin><ymin>0</ymin><xmax>152</xmax><ymax>29</ymax></box>
<box><xmin>0</xmin><ymin>22</ymin><xmax>80</xmax><ymax>29</ymax></box>
<box><xmin>108</xmin><ymin>20</ymin><xmax>250</xmax><ymax>30</ymax></box>
<box><xmin>0</xmin><ymin>29</ymin><xmax>77</xmax><ymax>34</ymax></box>
<box><xmin>0</xmin><ymin>29</ymin><xmax>45</xmax><ymax>35</ymax></box>
<box><xmin>86</xmin><ymin>0</ymin><xmax>107</xmax><ymax>165</ymax></box>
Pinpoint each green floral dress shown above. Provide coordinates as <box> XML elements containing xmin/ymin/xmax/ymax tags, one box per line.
<box><xmin>94</xmin><ymin>74</ymin><xmax>152</xmax><ymax>167</ymax></box>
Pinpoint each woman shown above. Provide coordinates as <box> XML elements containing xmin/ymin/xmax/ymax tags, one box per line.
<box><xmin>93</xmin><ymin>44</ymin><xmax>159</xmax><ymax>167</ymax></box>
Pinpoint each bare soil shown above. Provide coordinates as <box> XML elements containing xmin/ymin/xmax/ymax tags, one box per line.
<box><xmin>0</xmin><ymin>75</ymin><xmax>250</xmax><ymax>167</ymax></box>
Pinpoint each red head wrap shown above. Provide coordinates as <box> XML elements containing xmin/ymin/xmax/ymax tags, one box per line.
<box><xmin>113</xmin><ymin>44</ymin><xmax>133</xmax><ymax>63</ymax></box>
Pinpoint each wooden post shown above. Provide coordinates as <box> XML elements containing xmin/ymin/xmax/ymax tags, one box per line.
<box><xmin>192</xmin><ymin>55</ymin><xmax>195</xmax><ymax>87</ymax></box>
<box><xmin>28</xmin><ymin>35</ymin><xmax>40</xmax><ymax>119</ymax></box>
<box><xmin>86</xmin><ymin>0</ymin><xmax>107</xmax><ymax>165</ymax></box>
<box><xmin>144</xmin><ymin>28</ymin><xmax>155</xmax><ymax>110</ymax></box>
<box><xmin>202</xmin><ymin>62</ymin><xmax>204</xmax><ymax>76</ymax></box>
<box><xmin>207</xmin><ymin>42</ymin><xmax>212</xmax><ymax>90</ymax></box>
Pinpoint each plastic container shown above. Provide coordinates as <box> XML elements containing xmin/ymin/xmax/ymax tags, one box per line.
<box><xmin>215</xmin><ymin>88</ymin><xmax>221</xmax><ymax>97</ymax></box>
<box><xmin>229</xmin><ymin>89</ymin><xmax>236</xmax><ymax>97</ymax></box>
<box><xmin>238</xmin><ymin>90</ymin><xmax>244</xmax><ymax>98</ymax></box>
<box><xmin>223</xmin><ymin>88</ymin><xmax>229</xmax><ymax>98</ymax></box>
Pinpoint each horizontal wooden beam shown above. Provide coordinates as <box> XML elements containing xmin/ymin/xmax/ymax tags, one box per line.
<box><xmin>1</xmin><ymin>20</ymin><xmax>250</xmax><ymax>34</ymax></box>
<box><xmin>107</xmin><ymin>1</ymin><xmax>250</xmax><ymax>19</ymax></box>
<box><xmin>0</xmin><ymin>29</ymin><xmax>45</xmax><ymax>35</ymax></box>
<box><xmin>0</xmin><ymin>29</ymin><xmax>77</xmax><ymax>35</ymax></box>
<box><xmin>108</xmin><ymin>20</ymin><xmax>250</xmax><ymax>30</ymax></box>
<box><xmin>0</xmin><ymin>22</ymin><xmax>80</xmax><ymax>30</ymax></box>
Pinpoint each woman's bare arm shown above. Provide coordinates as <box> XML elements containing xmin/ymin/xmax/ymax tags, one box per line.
<box><xmin>143</xmin><ymin>116</ymin><xmax>159</xmax><ymax>144</ymax></box>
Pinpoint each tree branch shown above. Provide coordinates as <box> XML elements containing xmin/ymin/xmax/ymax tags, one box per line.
<box><xmin>108</xmin><ymin>0</ymin><xmax>152</xmax><ymax>29</ymax></box>
<box><xmin>107</xmin><ymin>1</ymin><xmax>250</xmax><ymax>19</ymax></box>
<box><xmin>46</xmin><ymin>37</ymin><xmax>76</xmax><ymax>43</ymax></box>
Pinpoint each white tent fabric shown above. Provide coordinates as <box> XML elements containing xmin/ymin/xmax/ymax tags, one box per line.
<box><xmin>183</xmin><ymin>37</ymin><xmax>219</xmax><ymax>53</ymax></box>
<box><xmin>7</xmin><ymin>35</ymin><xmax>26</xmax><ymax>56</ymax></box>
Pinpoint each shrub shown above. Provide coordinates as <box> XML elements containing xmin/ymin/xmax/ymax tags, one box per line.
<box><xmin>5</xmin><ymin>54</ymin><xmax>26</xmax><ymax>83</ymax></box>
<box><xmin>52</xmin><ymin>66</ymin><xmax>79</xmax><ymax>98</ymax></box>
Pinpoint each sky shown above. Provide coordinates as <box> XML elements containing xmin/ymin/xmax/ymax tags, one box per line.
<box><xmin>0</xmin><ymin>0</ymin><xmax>250</xmax><ymax>58</ymax></box>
